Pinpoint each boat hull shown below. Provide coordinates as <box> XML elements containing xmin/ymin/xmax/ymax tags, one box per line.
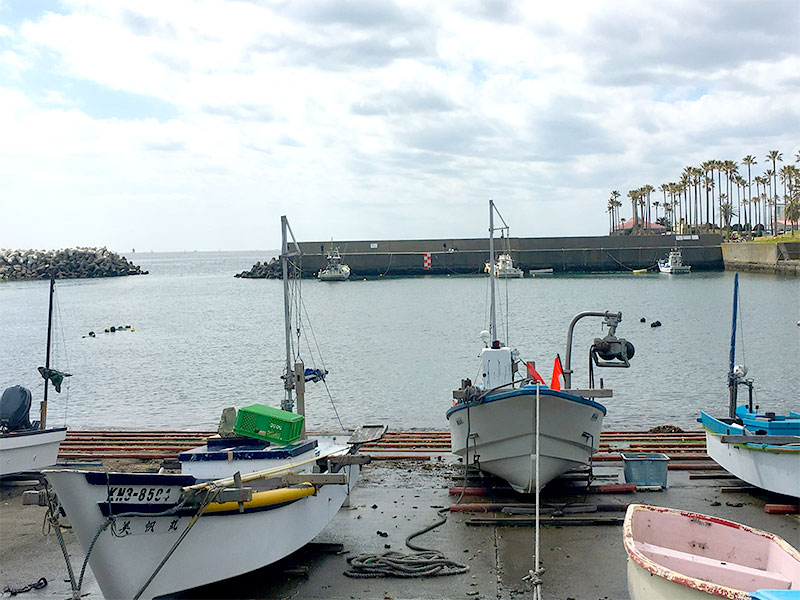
<box><xmin>623</xmin><ymin>504</ymin><xmax>800</xmax><ymax>600</ymax></box>
<box><xmin>446</xmin><ymin>387</ymin><xmax>604</xmax><ymax>493</ymax></box>
<box><xmin>627</xmin><ymin>557</ymin><xmax>726</xmax><ymax>600</ymax></box>
<box><xmin>318</xmin><ymin>270</ymin><xmax>350</xmax><ymax>281</ymax></box>
<box><xmin>658</xmin><ymin>264</ymin><xmax>691</xmax><ymax>274</ymax></box>
<box><xmin>0</xmin><ymin>427</ymin><xmax>66</xmax><ymax>476</ymax></box>
<box><xmin>46</xmin><ymin>459</ymin><xmax>359</xmax><ymax>599</ymax></box>
<box><xmin>701</xmin><ymin>412</ymin><xmax>800</xmax><ymax>498</ymax></box>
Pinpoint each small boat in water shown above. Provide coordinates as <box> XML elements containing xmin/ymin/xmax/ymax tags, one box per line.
<box><xmin>528</xmin><ymin>268</ymin><xmax>554</xmax><ymax>277</ymax></box>
<box><xmin>623</xmin><ymin>504</ymin><xmax>800</xmax><ymax>599</ymax></box>
<box><xmin>700</xmin><ymin>273</ymin><xmax>800</xmax><ymax>498</ymax></box>
<box><xmin>44</xmin><ymin>217</ymin><xmax>382</xmax><ymax>599</ymax></box>
<box><xmin>1</xmin><ymin>272</ymin><xmax>68</xmax><ymax>476</ymax></box>
<box><xmin>483</xmin><ymin>219</ymin><xmax>524</xmax><ymax>278</ymax></box>
<box><xmin>448</xmin><ymin>201</ymin><xmax>635</xmax><ymax>493</ymax></box>
<box><xmin>658</xmin><ymin>248</ymin><xmax>691</xmax><ymax>273</ymax></box>
<box><xmin>318</xmin><ymin>246</ymin><xmax>351</xmax><ymax>281</ymax></box>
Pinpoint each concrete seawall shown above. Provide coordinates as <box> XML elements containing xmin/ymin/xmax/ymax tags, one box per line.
<box><xmin>294</xmin><ymin>234</ymin><xmax>724</xmax><ymax>276</ymax></box>
<box><xmin>721</xmin><ymin>241</ymin><xmax>800</xmax><ymax>276</ymax></box>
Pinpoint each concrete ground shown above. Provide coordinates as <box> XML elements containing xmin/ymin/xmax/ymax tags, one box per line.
<box><xmin>1</xmin><ymin>460</ymin><xmax>798</xmax><ymax>600</ymax></box>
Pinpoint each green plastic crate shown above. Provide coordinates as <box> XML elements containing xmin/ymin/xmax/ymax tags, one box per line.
<box><xmin>233</xmin><ymin>404</ymin><xmax>304</xmax><ymax>445</ymax></box>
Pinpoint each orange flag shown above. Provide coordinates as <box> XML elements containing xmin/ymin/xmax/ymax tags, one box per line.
<box><xmin>526</xmin><ymin>362</ymin><xmax>545</xmax><ymax>384</ymax></box>
<box><xmin>550</xmin><ymin>355</ymin><xmax>564</xmax><ymax>390</ymax></box>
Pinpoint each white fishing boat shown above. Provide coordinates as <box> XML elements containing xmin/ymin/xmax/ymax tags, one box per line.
<box><xmin>318</xmin><ymin>246</ymin><xmax>351</xmax><ymax>281</ymax></box>
<box><xmin>483</xmin><ymin>222</ymin><xmax>524</xmax><ymax>278</ymax></box>
<box><xmin>44</xmin><ymin>216</ymin><xmax>382</xmax><ymax>600</ymax></box>
<box><xmin>447</xmin><ymin>200</ymin><xmax>635</xmax><ymax>493</ymax></box>
<box><xmin>658</xmin><ymin>248</ymin><xmax>691</xmax><ymax>273</ymax></box>
<box><xmin>700</xmin><ymin>273</ymin><xmax>800</xmax><ymax>498</ymax></box>
<box><xmin>624</xmin><ymin>504</ymin><xmax>800</xmax><ymax>600</ymax></box>
<box><xmin>0</xmin><ymin>414</ymin><xmax>66</xmax><ymax>476</ymax></box>
<box><xmin>1</xmin><ymin>272</ymin><xmax>69</xmax><ymax>476</ymax></box>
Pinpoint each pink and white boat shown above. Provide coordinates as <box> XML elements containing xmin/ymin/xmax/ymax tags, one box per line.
<box><xmin>623</xmin><ymin>504</ymin><xmax>800</xmax><ymax>599</ymax></box>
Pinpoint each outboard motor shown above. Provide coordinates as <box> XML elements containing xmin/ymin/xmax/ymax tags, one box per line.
<box><xmin>0</xmin><ymin>385</ymin><xmax>34</xmax><ymax>432</ymax></box>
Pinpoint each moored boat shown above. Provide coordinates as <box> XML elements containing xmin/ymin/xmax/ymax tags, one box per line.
<box><xmin>623</xmin><ymin>503</ymin><xmax>800</xmax><ymax>599</ymax></box>
<box><xmin>658</xmin><ymin>248</ymin><xmax>691</xmax><ymax>273</ymax></box>
<box><xmin>318</xmin><ymin>246</ymin><xmax>351</xmax><ymax>281</ymax></box>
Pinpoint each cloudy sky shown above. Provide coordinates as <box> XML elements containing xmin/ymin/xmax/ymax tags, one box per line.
<box><xmin>1</xmin><ymin>1</ymin><xmax>798</xmax><ymax>251</ymax></box>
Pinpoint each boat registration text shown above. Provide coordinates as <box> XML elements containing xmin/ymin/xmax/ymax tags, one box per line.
<box><xmin>106</xmin><ymin>486</ymin><xmax>175</xmax><ymax>504</ymax></box>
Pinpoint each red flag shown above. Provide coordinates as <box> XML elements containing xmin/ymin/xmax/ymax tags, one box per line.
<box><xmin>526</xmin><ymin>362</ymin><xmax>545</xmax><ymax>384</ymax></box>
<box><xmin>550</xmin><ymin>355</ymin><xmax>564</xmax><ymax>390</ymax></box>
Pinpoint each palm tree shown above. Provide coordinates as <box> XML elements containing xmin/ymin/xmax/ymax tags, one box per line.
<box><xmin>724</xmin><ymin>160</ymin><xmax>738</xmax><ymax>228</ymax></box>
<box><xmin>785</xmin><ymin>196</ymin><xmax>799</xmax><ymax>234</ymax></box>
<box><xmin>653</xmin><ymin>200</ymin><xmax>661</xmax><ymax>223</ymax></box>
<box><xmin>742</xmin><ymin>155</ymin><xmax>756</xmax><ymax>229</ymax></box>
<box><xmin>611</xmin><ymin>190</ymin><xmax>621</xmax><ymax>232</ymax></box>
<box><xmin>644</xmin><ymin>184</ymin><xmax>655</xmax><ymax>231</ymax></box>
<box><xmin>767</xmin><ymin>150</ymin><xmax>782</xmax><ymax>233</ymax></box>
<box><xmin>720</xmin><ymin>198</ymin><xmax>734</xmax><ymax>237</ymax></box>
<box><xmin>764</xmin><ymin>169</ymin><xmax>774</xmax><ymax>230</ymax></box>
<box><xmin>627</xmin><ymin>189</ymin><xmax>639</xmax><ymax>234</ymax></box>
<box><xmin>734</xmin><ymin>175</ymin><xmax>747</xmax><ymax>229</ymax></box>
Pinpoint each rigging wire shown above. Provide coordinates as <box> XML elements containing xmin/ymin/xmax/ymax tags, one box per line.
<box><xmin>298</xmin><ymin>294</ymin><xmax>346</xmax><ymax>431</ymax></box>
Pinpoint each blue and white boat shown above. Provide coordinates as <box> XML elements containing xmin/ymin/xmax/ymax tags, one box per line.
<box><xmin>447</xmin><ymin>201</ymin><xmax>635</xmax><ymax>493</ymax></box>
<box><xmin>699</xmin><ymin>273</ymin><xmax>800</xmax><ymax>498</ymax></box>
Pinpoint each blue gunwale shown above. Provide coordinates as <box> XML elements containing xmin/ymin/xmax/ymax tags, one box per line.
<box><xmin>446</xmin><ymin>384</ymin><xmax>606</xmax><ymax>420</ymax></box>
<box><xmin>700</xmin><ymin>411</ymin><xmax>800</xmax><ymax>453</ymax></box>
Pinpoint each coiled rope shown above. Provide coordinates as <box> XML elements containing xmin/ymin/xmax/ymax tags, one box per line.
<box><xmin>343</xmin><ymin>506</ymin><xmax>469</xmax><ymax>578</ymax></box>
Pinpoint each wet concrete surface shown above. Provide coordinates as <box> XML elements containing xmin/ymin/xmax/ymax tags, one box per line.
<box><xmin>1</xmin><ymin>460</ymin><xmax>798</xmax><ymax>600</ymax></box>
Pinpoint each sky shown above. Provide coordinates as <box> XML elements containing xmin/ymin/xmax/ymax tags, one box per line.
<box><xmin>1</xmin><ymin>1</ymin><xmax>799</xmax><ymax>252</ymax></box>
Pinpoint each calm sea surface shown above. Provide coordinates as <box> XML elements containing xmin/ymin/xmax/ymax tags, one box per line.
<box><xmin>1</xmin><ymin>251</ymin><xmax>798</xmax><ymax>432</ymax></box>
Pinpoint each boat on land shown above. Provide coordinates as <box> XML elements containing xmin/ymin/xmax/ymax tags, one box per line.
<box><xmin>45</xmin><ymin>216</ymin><xmax>383</xmax><ymax>600</ymax></box>
<box><xmin>318</xmin><ymin>246</ymin><xmax>351</xmax><ymax>281</ymax></box>
<box><xmin>623</xmin><ymin>503</ymin><xmax>800</xmax><ymax>599</ymax></box>
<box><xmin>700</xmin><ymin>273</ymin><xmax>800</xmax><ymax>498</ymax></box>
<box><xmin>658</xmin><ymin>248</ymin><xmax>691</xmax><ymax>273</ymax></box>
<box><xmin>447</xmin><ymin>200</ymin><xmax>635</xmax><ymax>493</ymax></box>
<box><xmin>1</xmin><ymin>271</ymin><xmax>68</xmax><ymax>476</ymax></box>
<box><xmin>528</xmin><ymin>268</ymin><xmax>554</xmax><ymax>277</ymax></box>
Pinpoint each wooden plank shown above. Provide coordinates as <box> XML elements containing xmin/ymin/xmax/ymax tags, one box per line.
<box><xmin>688</xmin><ymin>473</ymin><xmax>739</xmax><ymax>480</ymax></box>
<box><xmin>764</xmin><ymin>504</ymin><xmax>800</xmax><ymax>514</ymax></box>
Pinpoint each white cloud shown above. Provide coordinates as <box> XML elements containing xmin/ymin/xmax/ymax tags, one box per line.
<box><xmin>1</xmin><ymin>0</ymin><xmax>798</xmax><ymax>250</ymax></box>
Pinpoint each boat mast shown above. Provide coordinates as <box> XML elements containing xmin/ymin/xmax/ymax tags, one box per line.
<box><xmin>40</xmin><ymin>269</ymin><xmax>55</xmax><ymax>430</ymax></box>
<box><xmin>489</xmin><ymin>200</ymin><xmax>497</xmax><ymax>341</ymax></box>
<box><xmin>728</xmin><ymin>272</ymin><xmax>739</xmax><ymax>419</ymax></box>
<box><xmin>281</xmin><ymin>216</ymin><xmax>294</xmax><ymax>412</ymax></box>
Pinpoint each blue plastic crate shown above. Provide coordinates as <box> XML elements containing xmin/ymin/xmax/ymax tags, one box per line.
<box><xmin>620</xmin><ymin>452</ymin><xmax>670</xmax><ymax>487</ymax></box>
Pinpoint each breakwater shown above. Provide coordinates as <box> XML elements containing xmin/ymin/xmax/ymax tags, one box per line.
<box><xmin>236</xmin><ymin>234</ymin><xmax>724</xmax><ymax>278</ymax></box>
<box><xmin>721</xmin><ymin>241</ymin><xmax>800</xmax><ymax>276</ymax></box>
<box><xmin>0</xmin><ymin>247</ymin><xmax>147</xmax><ymax>281</ymax></box>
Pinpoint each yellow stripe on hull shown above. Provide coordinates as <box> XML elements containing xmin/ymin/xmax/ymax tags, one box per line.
<box><xmin>203</xmin><ymin>483</ymin><xmax>315</xmax><ymax>514</ymax></box>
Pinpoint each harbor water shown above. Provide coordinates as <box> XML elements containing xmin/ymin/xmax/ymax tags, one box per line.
<box><xmin>1</xmin><ymin>251</ymin><xmax>798</xmax><ymax>432</ymax></box>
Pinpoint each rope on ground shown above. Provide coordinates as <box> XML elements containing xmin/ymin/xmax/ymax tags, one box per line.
<box><xmin>2</xmin><ymin>578</ymin><xmax>47</xmax><ymax>596</ymax></box>
<box><xmin>344</xmin><ymin>550</ymin><xmax>469</xmax><ymax>578</ymax></box>
<box><xmin>343</xmin><ymin>506</ymin><xmax>469</xmax><ymax>578</ymax></box>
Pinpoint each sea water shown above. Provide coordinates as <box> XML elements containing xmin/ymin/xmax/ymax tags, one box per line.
<box><xmin>1</xmin><ymin>251</ymin><xmax>798</xmax><ymax>431</ymax></box>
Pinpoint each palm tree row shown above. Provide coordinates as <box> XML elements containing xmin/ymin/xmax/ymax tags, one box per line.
<box><xmin>607</xmin><ymin>149</ymin><xmax>800</xmax><ymax>235</ymax></box>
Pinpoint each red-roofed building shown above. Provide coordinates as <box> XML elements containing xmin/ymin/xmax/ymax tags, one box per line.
<box><xmin>617</xmin><ymin>217</ymin><xmax>667</xmax><ymax>233</ymax></box>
